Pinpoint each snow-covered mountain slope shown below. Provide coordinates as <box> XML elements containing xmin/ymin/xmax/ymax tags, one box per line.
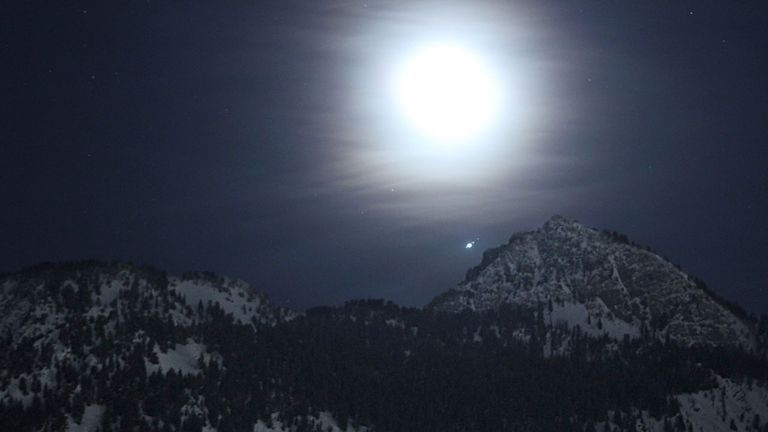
<box><xmin>429</xmin><ymin>215</ymin><xmax>755</xmax><ymax>349</ymax></box>
<box><xmin>0</xmin><ymin>263</ymin><xmax>291</xmax><ymax>392</ymax></box>
<box><xmin>595</xmin><ymin>377</ymin><xmax>768</xmax><ymax>432</ymax></box>
<box><xmin>0</xmin><ymin>262</ymin><xmax>292</xmax><ymax>345</ymax></box>
<box><xmin>675</xmin><ymin>376</ymin><xmax>768</xmax><ymax>432</ymax></box>
<box><xmin>1</xmin><ymin>258</ymin><xmax>766</xmax><ymax>432</ymax></box>
<box><xmin>168</xmin><ymin>272</ymin><xmax>294</xmax><ymax>326</ymax></box>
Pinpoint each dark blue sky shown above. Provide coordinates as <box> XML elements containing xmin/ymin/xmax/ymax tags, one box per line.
<box><xmin>2</xmin><ymin>1</ymin><xmax>767</xmax><ymax>312</ymax></box>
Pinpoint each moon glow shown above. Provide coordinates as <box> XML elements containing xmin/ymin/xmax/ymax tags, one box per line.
<box><xmin>343</xmin><ymin>3</ymin><xmax>548</xmax><ymax>188</ymax></box>
<box><xmin>393</xmin><ymin>43</ymin><xmax>502</xmax><ymax>146</ymax></box>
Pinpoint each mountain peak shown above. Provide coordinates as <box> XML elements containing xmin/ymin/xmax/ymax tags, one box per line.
<box><xmin>544</xmin><ymin>214</ymin><xmax>574</xmax><ymax>226</ymax></box>
<box><xmin>432</xmin><ymin>217</ymin><xmax>755</xmax><ymax>349</ymax></box>
<box><xmin>540</xmin><ymin>214</ymin><xmax>585</xmax><ymax>237</ymax></box>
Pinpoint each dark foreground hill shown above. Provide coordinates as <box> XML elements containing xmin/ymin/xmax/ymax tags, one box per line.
<box><xmin>2</xmin><ymin>218</ymin><xmax>768</xmax><ymax>432</ymax></box>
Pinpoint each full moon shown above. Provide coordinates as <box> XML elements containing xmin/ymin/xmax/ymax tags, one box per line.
<box><xmin>348</xmin><ymin>9</ymin><xmax>543</xmax><ymax>185</ymax></box>
<box><xmin>393</xmin><ymin>43</ymin><xmax>502</xmax><ymax>145</ymax></box>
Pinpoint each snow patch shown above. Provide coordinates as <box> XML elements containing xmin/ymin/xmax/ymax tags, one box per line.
<box><xmin>147</xmin><ymin>340</ymin><xmax>207</xmax><ymax>375</ymax></box>
<box><xmin>676</xmin><ymin>377</ymin><xmax>768</xmax><ymax>432</ymax></box>
<box><xmin>66</xmin><ymin>404</ymin><xmax>105</xmax><ymax>432</ymax></box>
<box><xmin>170</xmin><ymin>278</ymin><xmax>263</xmax><ymax>325</ymax></box>
<box><xmin>253</xmin><ymin>412</ymin><xmax>369</xmax><ymax>432</ymax></box>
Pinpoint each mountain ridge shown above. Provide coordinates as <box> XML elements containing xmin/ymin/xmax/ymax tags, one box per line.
<box><xmin>2</xmin><ymin>219</ymin><xmax>768</xmax><ymax>431</ymax></box>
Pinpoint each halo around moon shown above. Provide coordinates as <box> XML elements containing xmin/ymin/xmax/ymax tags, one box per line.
<box><xmin>339</xmin><ymin>3</ymin><xmax>551</xmax><ymax>188</ymax></box>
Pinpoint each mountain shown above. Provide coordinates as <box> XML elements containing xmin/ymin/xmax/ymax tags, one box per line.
<box><xmin>1</xmin><ymin>222</ymin><xmax>768</xmax><ymax>432</ymax></box>
<box><xmin>0</xmin><ymin>261</ymin><xmax>296</xmax><ymax>431</ymax></box>
<box><xmin>430</xmin><ymin>215</ymin><xmax>755</xmax><ymax>349</ymax></box>
<box><xmin>0</xmin><ymin>261</ymin><xmax>293</xmax><ymax>345</ymax></box>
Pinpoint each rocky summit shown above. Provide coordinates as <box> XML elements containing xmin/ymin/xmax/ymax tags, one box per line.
<box><xmin>430</xmin><ymin>215</ymin><xmax>755</xmax><ymax>349</ymax></box>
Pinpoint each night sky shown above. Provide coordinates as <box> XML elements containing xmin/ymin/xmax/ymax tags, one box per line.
<box><xmin>2</xmin><ymin>1</ymin><xmax>767</xmax><ymax>312</ymax></box>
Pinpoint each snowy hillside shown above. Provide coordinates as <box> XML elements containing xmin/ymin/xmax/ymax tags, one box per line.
<box><xmin>676</xmin><ymin>376</ymin><xmax>768</xmax><ymax>432</ymax></box>
<box><xmin>0</xmin><ymin>263</ymin><xmax>292</xmax><ymax>350</ymax></box>
<box><xmin>1</xmin><ymin>258</ymin><xmax>766</xmax><ymax>432</ymax></box>
<box><xmin>594</xmin><ymin>377</ymin><xmax>768</xmax><ymax>432</ymax></box>
<box><xmin>0</xmin><ymin>261</ymin><xmax>294</xmax><ymax>431</ymax></box>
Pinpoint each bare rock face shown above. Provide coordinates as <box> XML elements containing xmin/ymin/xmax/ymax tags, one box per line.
<box><xmin>430</xmin><ymin>215</ymin><xmax>755</xmax><ymax>349</ymax></box>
